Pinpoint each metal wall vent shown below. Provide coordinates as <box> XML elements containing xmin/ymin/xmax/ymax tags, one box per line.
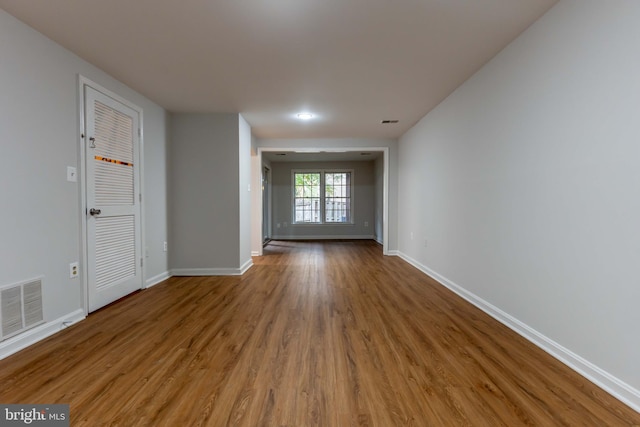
<box><xmin>381</xmin><ymin>120</ymin><xmax>399</xmax><ymax>124</ymax></box>
<box><xmin>0</xmin><ymin>278</ymin><xmax>44</xmax><ymax>341</ymax></box>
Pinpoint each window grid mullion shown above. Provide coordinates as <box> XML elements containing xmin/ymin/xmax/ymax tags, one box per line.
<box><xmin>293</xmin><ymin>170</ymin><xmax>352</xmax><ymax>225</ymax></box>
<box><xmin>320</xmin><ymin>172</ymin><xmax>325</xmax><ymax>224</ymax></box>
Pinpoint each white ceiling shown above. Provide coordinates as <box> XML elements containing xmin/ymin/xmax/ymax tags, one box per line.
<box><xmin>0</xmin><ymin>0</ymin><xmax>557</xmax><ymax>139</ymax></box>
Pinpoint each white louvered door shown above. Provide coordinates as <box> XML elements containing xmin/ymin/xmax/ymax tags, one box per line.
<box><xmin>85</xmin><ymin>86</ymin><xmax>142</xmax><ymax>312</ymax></box>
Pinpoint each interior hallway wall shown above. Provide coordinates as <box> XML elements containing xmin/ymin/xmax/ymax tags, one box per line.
<box><xmin>397</xmin><ymin>0</ymin><xmax>640</xmax><ymax>408</ymax></box>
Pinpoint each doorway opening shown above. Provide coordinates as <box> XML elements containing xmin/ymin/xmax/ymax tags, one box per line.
<box><xmin>255</xmin><ymin>147</ymin><xmax>389</xmax><ymax>256</ymax></box>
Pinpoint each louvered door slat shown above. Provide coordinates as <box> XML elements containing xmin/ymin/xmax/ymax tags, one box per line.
<box><xmin>94</xmin><ymin>101</ymin><xmax>134</xmax><ymax>163</ymax></box>
<box><xmin>95</xmin><ymin>216</ymin><xmax>136</xmax><ymax>290</ymax></box>
<box><xmin>94</xmin><ymin>100</ymin><xmax>135</xmax><ymax>206</ymax></box>
<box><xmin>86</xmin><ymin>84</ymin><xmax>142</xmax><ymax>312</ymax></box>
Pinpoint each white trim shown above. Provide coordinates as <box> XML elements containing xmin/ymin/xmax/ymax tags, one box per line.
<box><xmin>171</xmin><ymin>268</ymin><xmax>242</xmax><ymax>277</ymax></box>
<box><xmin>387</xmin><ymin>249</ymin><xmax>400</xmax><ymax>256</ymax></box>
<box><xmin>256</xmin><ymin>147</ymin><xmax>390</xmax><ymax>257</ymax></box>
<box><xmin>396</xmin><ymin>251</ymin><xmax>640</xmax><ymax>413</ymax></box>
<box><xmin>145</xmin><ymin>271</ymin><xmax>171</xmax><ymax>288</ymax></box>
<box><xmin>171</xmin><ymin>268</ymin><xmax>242</xmax><ymax>276</ymax></box>
<box><xmin>239</xmin><ymin>259</ymin><xmax>253</xmax><ymax>275</ymax></box>
<box><xmin>251</xmin><ymin>251</ymin><xmax>261</xmax><ymax>257</ymax></box>
<box><xmin>262</xmin><ymin>164</ymin><xmax>272</xmax><ymax>245</ymax></box>
<box><xmin>271</xmin><ymin>235</ymin><xmax>375</xmax><ymax>240</ymax></box>
<box><xmin>78</xmin><ymin>75</ymin><xmax>88</xmax><ymax>315</ymax></box>
<box><xmin>172</xmin><ymin>261</ymin><xmax>253</xmax><ymax>277</ymax></box>
<box><xmin>0</xmin><ymin>309</ymin><xmax>85</xmax><ymax>361</ymax></box>
<box><xmin>382</xmin><ymin>147</ymin><xmax>389</xmax><ymax>255</ymax></box>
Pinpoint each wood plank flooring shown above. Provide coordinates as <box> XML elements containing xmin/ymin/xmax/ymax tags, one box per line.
<box><xmin>1</xmin><ymin>240</ymin><xmax>638</xmax><ymax>426</ymax></box>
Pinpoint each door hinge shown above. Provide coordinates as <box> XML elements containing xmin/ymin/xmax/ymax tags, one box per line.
<box><xmin>139</xmin><ymin>193</ymin><xmax>142</xmax><ymax>202</ymax></box>
<box><xmin>138</xmin><ymin>128</ymin><xmax>141</xmax><ymax>138</ymax></box>
<box><xmin>141</xmin><ymin>258</ymin><xmax>144</xmax><ymax>267</ymax></box>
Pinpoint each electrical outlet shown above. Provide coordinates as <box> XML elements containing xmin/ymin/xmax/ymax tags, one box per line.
<box><xmin>277</xmin><ymin>223</ymin><xmax>281</xmax><ymax>229</ymax></box>
<box><xmin>410</xmin><ymin>232</ymin><xmax>414</xmax><ymax>240</ymax></box>
<box><xmin>364</xmin><ymin>221</ymin><xmax>369</xmax><ymax>227</ymax></box>
<box><xmin>163</xmin><ymin>241</ymin><xmax>168</xmax><ymax>252</ymax></box>
<box><xmin>69</xmin><ymin>262</ymin><xmax>79</xmax><ymax>279</ymax></box>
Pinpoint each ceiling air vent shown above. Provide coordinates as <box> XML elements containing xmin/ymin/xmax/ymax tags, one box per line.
<box><xmin>381</xmin><ymin>120</ymin><xmax>399</xmax><ymax>124</ymax></box>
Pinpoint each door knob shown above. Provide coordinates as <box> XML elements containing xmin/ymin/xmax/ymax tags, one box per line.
<box><xmin>89</xmin><ymin>208</ymin><xmax>102</xmax><ymax>216</ymax></box>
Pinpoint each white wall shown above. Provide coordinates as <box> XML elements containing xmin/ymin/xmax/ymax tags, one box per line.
<box><xmin>0</xmin><ymin>9</ymin><xmax>169</xmax><ymax>351</ymax></box>
<box><xmin>144</xmin><ymin>110</ymin><xmax>171</xmax><ymax>286</ymax></box>
<box><xmin>398</xmin><ymin>0</ymin><xmax>640</xmax><ymax>409</ymax></box>
<box><xmin>270</xmin><ymin>161</ymin><xmax>376</xmax><ymax>239</ymax></box>
<box><xmin>238</xmin><ymin>115</ymin><xmax>252</xmax><ymax>268</ymax></box>
<box><xmin>253</xmin><ymin>138</ymin><xmax>398</xmax><ymax>254</ymax></box>
<box><xmin>373</xmin><ymin>155</ymin><xmax>384</xmax><ymax>244</ymax></box>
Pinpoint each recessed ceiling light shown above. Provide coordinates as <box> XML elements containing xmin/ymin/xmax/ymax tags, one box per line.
<box><xmin>297</xmin><ymin>113</ymin><xmax>313</xmax><ymax>120</ymax></box>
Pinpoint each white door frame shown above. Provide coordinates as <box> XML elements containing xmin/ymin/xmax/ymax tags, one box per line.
<box><xmin>77</xmin><ymin>75</ymin><xmax>145</xmax><ymax>315</ymax></box>
<box><xmin>262</xmin><ymin>165</ymin><xmax>272</xmax><ymax>243</ymax></box>
<box><xmin>255</xmin><ymin>147</ymin><xmax>389</xmax><ymax>256</ymax></box>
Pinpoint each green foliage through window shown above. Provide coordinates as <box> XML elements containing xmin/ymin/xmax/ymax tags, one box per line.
<box><xmin>293</xmin><ymin>171</ymin><xmax>351</xmax><ymax>224</ymax></box>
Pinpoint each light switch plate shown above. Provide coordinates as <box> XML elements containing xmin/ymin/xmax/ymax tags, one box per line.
<box><xmin>67</xmin><ymin>166</ymin><xmax>77</xmax><ymax>182</ymax></box>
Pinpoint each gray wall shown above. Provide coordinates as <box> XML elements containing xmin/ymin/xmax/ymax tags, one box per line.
<box><xmin>271</xmin><ymin>161</ymin><xmax>376</xmax><ymax>239</ymax></box>
<box><xmin>398</xmin><ymin>0</ymin><xmax>640</xmax><ymax>406</ymax></box>
<box><xmin>169</xmin><ymin>113</ymin><xmax>242</xmax><ymax>271</ymax></box>
<box><xmin>0</xmin><ymin>9</ymin><xmax>169</xmax><ymax>331</ymax></box>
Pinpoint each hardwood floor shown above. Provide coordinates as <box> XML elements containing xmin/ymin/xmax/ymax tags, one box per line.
<box><xmin>1</xmin><ymin>240</ymin><xmax>638</xmax><ymax>426</ymax></box>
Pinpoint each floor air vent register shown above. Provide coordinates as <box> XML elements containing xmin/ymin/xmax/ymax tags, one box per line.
<box><xmin>0</xmin><ymin>278</ymin><xmax>44</xmax><ymax>341</ymax></box>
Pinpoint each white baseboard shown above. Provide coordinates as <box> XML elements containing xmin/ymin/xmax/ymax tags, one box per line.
<box><xmin>251</xmin><ymin>251</ymin><xmax>261</xmax><ymax>257</ymax></box>
<box><xmin>0</xmin><ymin>309</ymin><xmax>85</xmax><ymax>360</ymax></box>
<box><xmin>145</xmin><ymin>271</ymin><xmax>171</xmax><ymax>288</ymax></box>
<box><xmin>172</xmin><ymin>262</ymin><xmax>253</xmax><ymax>277</ymax></box>
<box><xmin>271</xmin><ymin>234</ymin><xmax>375</xmax><ymax>240</ymax></box>
<box><xmin>239</xmin><ymin>258</ymin><xmax>253</xmax><ymax>275</ymax></box>
<box><xmin>387</xmin><ymin>249</ymin><xmax>400</xmax><ymax>256</ymax></box>
<box><xmin>396</xmin><ymin>251</ymin><xmax>640</xmax><ymax>413</ymax></box>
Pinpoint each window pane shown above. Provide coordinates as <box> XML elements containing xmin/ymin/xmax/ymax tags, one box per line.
<box><xmin>294</xmin><ymin>172</ymin><xmax>321</xmax><ymax>223</ymax></box>
<box><xmin>325</xmin><ymin>172</ymin><xmax>351</xmax><ymax>223</ymax></box>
